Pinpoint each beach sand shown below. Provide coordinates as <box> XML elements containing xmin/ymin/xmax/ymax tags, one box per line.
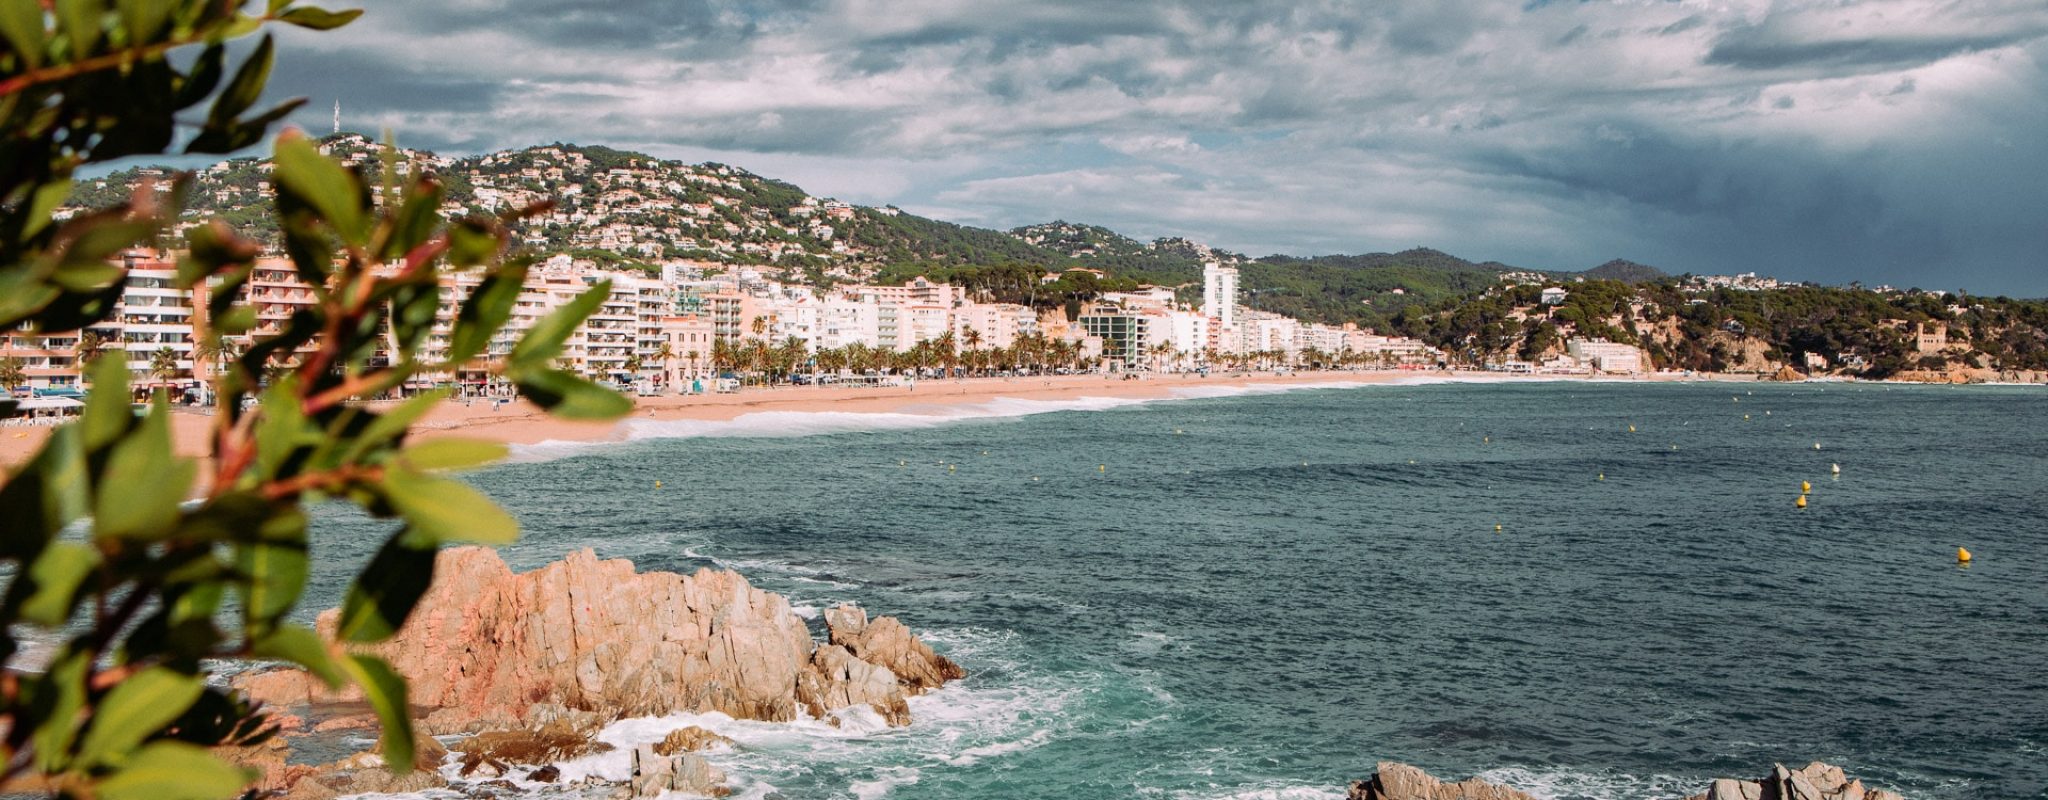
<box><xmin>0</xmin><ymin>370</ymin><xmax>1713</xmax><ymax>471</ymax></box>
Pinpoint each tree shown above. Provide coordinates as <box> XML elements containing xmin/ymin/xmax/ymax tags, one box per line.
<box><xmin>0</xmin><ymin>4</ymin><xmax>629</xmax><ymax>796</ymax></box>
<box><xmin>149</xmin><ymin>345</ymin><xmax>184</xmax><ymax>387</ymax></box>
<box><xmin>73</xmin><ymin>332</ymin><xmax>110</xmax><ymax>369</ymax></box>
<box><xmin>0</xmin><ymin>356</ymin><xmax>23</xmax><ymax>393</ymax></box>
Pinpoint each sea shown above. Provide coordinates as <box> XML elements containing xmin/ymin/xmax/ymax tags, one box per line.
<box><xmin>301</xmin><ymin>378</ymin><xmax>2048</xmax><ymax>800</ymax></box>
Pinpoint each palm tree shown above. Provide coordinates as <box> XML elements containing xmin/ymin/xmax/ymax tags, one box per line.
<box><xmin>148</xmin><ymin>346</ymin><xmax>183</xmax><ymax>394</ymax></box>
<box><xmin>73</xmin><ymin>331</ymin><xmax>110</xmax><ymax>368</ymax></box>
<box><xmin>933</xmin><ymin>330</ymin><xmax>959</xmax><ymax>378</ymax></box>
<box><xmin>961</xmin><ymin>327</ymin><xmax>983</xmax><ymax>376</ymax></box>
<box><xmin>655</xmin><ymin>341</ymin><xmax>675</xmax><ymax>385</ymax></box>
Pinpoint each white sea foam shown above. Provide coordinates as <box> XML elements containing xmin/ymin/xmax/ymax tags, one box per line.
<box><xmin>1474</xmin><ymin>766</ymin><xmax>1698</xmax><ymax>800</ymax></box>
<box><xmin>1155</xmin><ymin>782</ymin><xmax>1346</xmax><ymax>800</ymax></box>
<box><xmin>849</xmin><ymin>766</ymin><xmax>923</xmax><ymax>800</ymax></box>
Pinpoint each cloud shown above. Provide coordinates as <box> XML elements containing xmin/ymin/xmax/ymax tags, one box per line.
<box><xmin>253</xmin><ymin>0</ymin><xmax>2048</xmax><ymax>295</ymax></box>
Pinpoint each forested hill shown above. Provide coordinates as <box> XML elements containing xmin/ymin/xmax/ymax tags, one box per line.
<box><xmin>68</xmin><ymin>134</ymin><xmax>1665</xmax><ymax>331</ymax></box>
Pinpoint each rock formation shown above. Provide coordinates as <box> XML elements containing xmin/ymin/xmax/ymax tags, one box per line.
<box><xmin>235</xmin><ymin>547</ymin><xmax>965</xmax><ymax>735</ymax></box>
<box><xmin>1685</xmin><ymin>762</ymin><xmax>1905</xmax><ymax>800</ymax></box>
<box><xmin>1350</xmin><ymin>762</ymin><xmax>1907</xmax><ymax>800</ymax></box>
<box><xmin>1348</xmin><ymin>762</ymin><xmax>1536</xmax><ymax>800</ymax></box>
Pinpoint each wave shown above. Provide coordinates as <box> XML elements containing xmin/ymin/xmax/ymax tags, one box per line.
<box><xmin>1473</xmin><ymin>766</ymin><xmax>1699</xmax><ymax>800</ymax></box>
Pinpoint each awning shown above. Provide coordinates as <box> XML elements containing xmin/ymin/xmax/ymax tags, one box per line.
<box><xmin>18</xmin><ymin>396</ymin><xmax>83</xmax><ymax>410</ymax></box>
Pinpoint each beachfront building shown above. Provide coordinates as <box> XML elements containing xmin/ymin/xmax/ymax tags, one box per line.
<box><xmin>1077</xmin><ymin>304</ymin><xmax>1152</xmax><ymax>370</ymax></box>
<box><xmin>953</xmin><ymin>301</ymin><xmax>1037</xmax><ymax>352</ymax></box>
<box><xmin>1566</xmin><ymin>339</ymin><xmax>1644</xmax><ymax>374</ymax></box>
<box><xmin>1202</xmin><ymin>261</ymin><xmax>1238</xmax><ymax>329</ymax></box>
<box><xmin>114</xmin><ymin>251</ymin><xmax>200</xmax><ymax>392</ymax></box>
<box><xmin>657</xmin><ymin>314</ymin><xmax>715</xmax><ymax>384</ymax></box>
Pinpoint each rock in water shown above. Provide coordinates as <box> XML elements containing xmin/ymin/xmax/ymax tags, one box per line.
<box><xmin>1348</xmin><ymin>762</ymin><xmax>1537</xmax><ymax>800</ymax></box>
<box><xmin>234</xmin><ymin>547</ymin><xmax>963</xmax><ymax>734</ymax></box>
<box><xmin>653</xmin><ymin>726</ymin><xmax>735</xmax><ymax>755</ymax></box>
<box><xmin>1687</xmin><ymin>762</ymin><xmax>1905</xmax><ymax>800</ymax></box>
<box><xmin>1347</xmin><ymin>761</ymin><xmax>1907</xmax><ymax>800</ymax></box>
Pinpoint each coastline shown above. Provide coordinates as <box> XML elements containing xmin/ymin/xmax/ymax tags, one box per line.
<box><xmin>1</xmin><ymin>369</ymin><xmax>1713</xmax><ymax>469</ymax></box>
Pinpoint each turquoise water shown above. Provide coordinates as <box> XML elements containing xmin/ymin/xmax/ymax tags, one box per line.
<box><xmin>309</xmin><ymin>379</ymin><xmax>2048</xmax><ymax>800</ymax></box>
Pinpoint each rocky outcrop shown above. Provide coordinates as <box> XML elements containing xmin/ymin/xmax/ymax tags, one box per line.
<box><xmin>234</xmin><ymin>547</ymin><xmax>964</xmax><ymax>735</ymax></box>
<box><xmin>631</xmin><ymin>743</ymin><xmax>730</xmax><ymax>798</ymax></box>
<box><xmin>1350</xmin><ymin>762</ymin><xmax>1906</xmax><ymax>800</ymax></box>
<box><xmin>1348</xmin><ymin>762</ymin><xmax>1536</xmax><ymax>800</ymax></box>
<box><xmin>1685</xmin><ymin>762</ymin><xmax>1905</xmax><ymax>800</ymax></box>
<box><xmin>654</xmin><ymin>726</ymin><xmax>734</xmax><ymax>755</ymax></box>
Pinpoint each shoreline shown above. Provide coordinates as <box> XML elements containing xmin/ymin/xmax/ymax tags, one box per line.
<box><xmin>1</xmin><ymin>369</ymin><xmax>1730</xmax><ymax>469</ymax></box>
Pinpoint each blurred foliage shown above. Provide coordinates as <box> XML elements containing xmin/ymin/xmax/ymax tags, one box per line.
<box><xmin>0</xmin><ymin>2</ymin><xmax>625</xmax><ymax>797</ymax></box>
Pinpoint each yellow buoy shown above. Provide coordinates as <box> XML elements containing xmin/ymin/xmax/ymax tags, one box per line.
<box><xmin>1628</xmin><ymin>425</ymin><xmax>1635</xmax><ymax>432</ymax></box>
<box><xmin>982</xmin><ymin>450</ymin><xmax>989</xmax><ymax>456</ymax></box>
<box><xmin>1099</xmin><ymin>464</ymin><xmax>1106</xmax><ymax>472</ymax></box>
<box><xmin>1831</xmin><ymin>463</ymin><xmax>1841</xmax><ymax>475</ymax></box>
<box><xmin>1801</xmin><ymin>480</ymin><xmax>1811</xmax><ymax>493</ymax></box>
<box><xmin>1814</xmin><ymin>442</ymin><xmax>1822</xmax><ymax>450</ymax></box>
<box><xmin>654</xmin><ymin>480</ymin><xmax>663</xmax><ymax>488</ymax></box>
<box><xmin>1597</xmin><ymin>473</ymin><xmax>1605</xmax><ymax>481</ymax></box>
<box><xmin>1957</xmin><ymin>547</ymin><xmax>1972</xmax><ymax>563</ymax></box>
<box><xmin>1495</xmin><ymin>524</ymin><xmax>1503</xmax><ymax>532</ymax></box>
<box><xmin>1032</xmin><ymin>476</ymin><xmax>1040</xmax><ymax>481</ymax></box>
<box><xmin>1484</xmin><ymin>436</ymin><xmax>1490</xmax><ymax>443</ymax></box>
<box><xmin>1796</xmin><ymin>495</ymin><xmax>1807</xmax><ymax>509</ymax></box>
<box><xmin>1744</xmin><ymin>414</ymin><xmax>1750</xmax><ymax>420</ymax></box>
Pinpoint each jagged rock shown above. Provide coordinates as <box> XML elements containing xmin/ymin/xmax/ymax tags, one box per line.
<box><xmin>1682</xmin><ymin>762</ymin><xmax>1906</xmax><ymax>800</ymax></box>
<box><xmin>631</xmin><ymin>743</ymin><xmax>729</xmax><ymax>798</ymax></box>
<box><xmin>233</xmin><ymin>548</ymin><xmax>962</xmax><ymax>734</ymax></box>
<box><xmin>824</xmin><ymin>604</ymin><xmax>968</xmax><ymax>692</ymax></box>
<box><xmin>528</xmin><ymin>764</ymin><xmax>562</xmax><ymax>783</ymax></box>
<box><xmin>268</xmin><ymin>741</ymin><xmax>451</xmax><ymax>800</ymax></box>
<box><xmin>797</xmin><ymin>643</ymin><xmax>912</xmax><ymax>725</ymax></box>
<box><xmin>654</xmin><ymin>725</ymin><xmax>735</xmax><ymax>755</ymax></box>
<box><xmin>452</xmin><ymin>719</ymin><xmax>614</xmax><ymax>766</ymax></box>
<box><xmin>1348</xmin><ymin>761</ymin><xmax>1536</xmax><ymax>800</ymax></box>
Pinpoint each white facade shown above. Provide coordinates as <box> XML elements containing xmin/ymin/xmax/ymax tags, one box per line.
<box><xmin>1201</xmin><ymin>261</ymin><xmax>1238</xmax><ymax>329</ymax></box>
<box><xmin>1567</xmin><ymin>339</ymin><xmax>1644</xmax><ymax>374</ymax></box>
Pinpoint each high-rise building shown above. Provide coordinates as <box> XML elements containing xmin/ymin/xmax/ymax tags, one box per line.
<box><xmin>1201</xmin><ymin>261</ymin><xmax>1237</xmax><ymax>328</ymax></box>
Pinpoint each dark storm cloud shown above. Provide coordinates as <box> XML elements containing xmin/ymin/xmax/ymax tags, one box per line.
<box><xmin>257</xmin><ymin>0</ymin><xmax>2048</xmax><ymax>295</ymax></box>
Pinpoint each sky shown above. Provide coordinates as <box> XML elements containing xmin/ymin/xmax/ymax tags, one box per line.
<box><xmin>254</xmin><ymin>0</ymin><xmax>2048</xmax><ymax>295</ymax></box>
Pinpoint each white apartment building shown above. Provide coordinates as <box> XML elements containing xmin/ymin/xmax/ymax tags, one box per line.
<box><xmin>1202</xmin><ymin>261</ymin><xmax>1238</xmax><ymax>329</ymax></box>
<box><xmin>1567</xmin><ymin>339</ymin><xmax>1644</xmax><ymax>374</ymax></box>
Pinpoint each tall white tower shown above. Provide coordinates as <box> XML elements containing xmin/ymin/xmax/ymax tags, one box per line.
<box><xmin>1201</xmin><ymin>261</ymin><xmax>1237</xmax><ymax>328</ymax></box>
<box><xmin>332</xmin><ymin>100</ymin><xmax>340</xmax><ymax>135</ymax></box>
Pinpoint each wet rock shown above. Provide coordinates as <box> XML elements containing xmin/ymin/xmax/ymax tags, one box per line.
<box><xmin>824</xmin><ymin>604</ymin><xmax>968</xmax><ymax>693</ymax></box>
<box><xmin>1347</xmin><ymin>761</ymin><xmax>1536</xmax><ymax>800</ymax></box>
<box><xmin>528</xmin><ymin>764</ymin><xmax>562</xmax><ymax>783</ymax></box>
<box><xmin>631</xmin><ymin>743</ymin><xmax>729</xmax><ymax>798</ymax></box>
<box><xmin>654</xmin><ymin>725</ymin><xmax>735</xmax><ymax>755</ymax></box>
<box><xmin>452</xmin><ymin>719</ymin><xmax>613</xmax><ymax>766</ymax></box>
<box><xmin>1682</xmin><ymin>762</ymin><xmax>1905</xmax><ymax>800</ymax></box>
<box><xmin>233</xmin><ymin>547</ymin><xmax>962</xmax><ymax>735</ymax></box>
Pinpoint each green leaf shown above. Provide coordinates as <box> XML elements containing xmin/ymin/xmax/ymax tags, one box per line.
<box><xmin>95</xmin><ymin>741</ymin><xmax>253</xmax><ymax>800</ymax></box>
<box><xmin>508</xmin><ymin>281</ymin><xmax>609</xmax><ymax>369</ymax></box>
<box><xmin>0</xmin><ymin>0</ymin><xmax>45</xmax><ymax>68</ymax></box>
<box><xmin>513</xmin><ymin>368</ymin><xmax>632</xmax><ymax>420</ymax></box>
<box><xmin>273</xmin><ymin>132</ymin><xmax>366</xmax><ymax>244</ymax></box>
<box><xmin>95</xmin><ymin>402</ymin><xmax>196</xmax><ymax>540</ymax></box>
<box><xmin>207</xmin><ymin>32</ymin><xmax>272</xmax><ymax>127</ymax></box>
<box><xmin>380</xmin><ymin>467</ymin><xmax>518</xmax><ymax>544</ymax></box>
<box><xmin>380</xmin><ymin>177</ymin><xmax>445</xmax><ymax>262</ymax></box>
<box><xmin>335</xmin><ymin>534</ymin><xmax>435</xmax><ymax>643</ymax></box>
<box><xmin>24</xmin><ymin>180</ymin><xmax>72</xmax><ymax>240</ymax></box>
<box><xmin>19</xmin><ymin>542</ymin><xmax>96</xmax><ymax>627</ymax></box>
<box><xmin>237</xmin><ymin>508</ymin><xmax>308</xmax><ymax>624</ymax></box>
<box><xmin>55</xmin><ymin>0</ymin><xmax>102</xmax><ymax>55</ymax></box>
<box><xmin>93</xmin><ymin>401</ymin><xmax>194</xmax><ymax>533</ymax></box>
<box><xmin>0</xmin><ymin>426</ymin><xmax>91</xmax><ymax>554</ymax></box>
<box><xmin>32</xmin><ymin>650</ymin><xmax>89</xmax><ymax>773</ymax></box>
<box><xmin>250</xmin><ymin>624</ymin><xmax>345</xmax><ymax>689</ymax></box>
<box><xmin>398</xmin><ymin>438</ymin><xmax>506</xmax><ymax>472</ymax></box>
<box><xmin>77</xmin><ymin>668</ymin><xmax>205</xmax><ymax>768</ymax></box>
<box><xmin>116</xmin><ymin>0</ymin><xmax>175</xmax><ymax>41</ymax></box>
<box><xmin>277</xmin><ymin>5</ymin><xmax>360</xmax><ymax>30</ymax></box>
<box><xmin>445</xmin><ymin>216</ymin><xmax>501</xmax><ymax>267</ymax></box>
<box><xmin>335</xmin><ymin>388</ymin><xmax>448</xmax><ymax>465</ymax></box>
<box><xmin>338</xmin><ymin>654</ymin><xmax>415</xmax><ymax>774</ymax></box>
<box><xmin>446</xmin><ymin>263</ymin><xmax>527</xmax><ymax>363</ymax></box>
<box><xmin>252</xmin><ymin>378</ymin><xmax>318</xmax><ymax>482</ymax></box>
<box><xmin>80</xmin><ymin>352</ymin><xmax>133</xmax><ymax>451</ymax></box>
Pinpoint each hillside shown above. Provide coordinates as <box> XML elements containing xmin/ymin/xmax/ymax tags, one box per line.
<box><xmin>66</xmin><ymin>135</ymin><xmax>1669</xmax><ymax>331</ymax></box>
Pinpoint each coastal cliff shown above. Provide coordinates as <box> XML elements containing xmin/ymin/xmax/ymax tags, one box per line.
<box><xmin>231</xmin><ymin>547</ymin><xmax>963</xmax><ymax>797</ymax></box>
<box><xmin>1351</xmin><ymin>761</ymin><xmax>1908</xmax><ymax>800</ymax></box>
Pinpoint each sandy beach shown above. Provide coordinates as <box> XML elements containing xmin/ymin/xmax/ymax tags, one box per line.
<box><xmin>0</xmin><ymin>369</ymin><xmax>1719</xmax><ymax>470</ymax></box>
